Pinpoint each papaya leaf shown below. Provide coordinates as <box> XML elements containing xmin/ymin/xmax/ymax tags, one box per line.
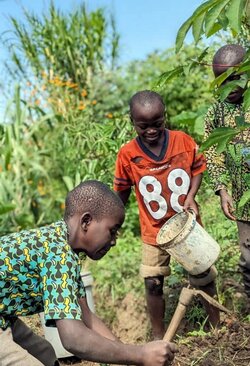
<box><xmin>238</xmin><ymin>190</ymin><xmax>250</xmax><ymax>208</ymax></box>
<box><xmin>243</xmin><ymin>88</ymin><xmax>250</xmax><ymax>111</ymax></box>
<box><xmin>205</xmin><ymin>0</ymin><xmax>232</xmax><ymax>37</ymax></box>
<box><xmin>200</xmin><ymin>127</ymin><xmax>238</xmax><ymax>152</ymax></box>
<box><xmin>226</xmin><ymin>0</ymin><xmax>247</xmax><ymax>34</ymax></box>
<box><xmin>0</xmin><ymin>204</ymin><xmax>16</xmax><ymax>215</ymax></box>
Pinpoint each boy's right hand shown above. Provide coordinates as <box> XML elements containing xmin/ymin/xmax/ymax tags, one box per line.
<box><xmin>219</xmin><ymin>190</ymin><xmax>236</xmax><ymax>221</ymax></box>
<box><xmin>141</xmin><ymin>340</ymin><xmax>178</xmax><ymax>366</ymax></box>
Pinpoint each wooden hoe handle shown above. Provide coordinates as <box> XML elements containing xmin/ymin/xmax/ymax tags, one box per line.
<box><xmin>163</xmin><ymin>287</ymin><xmax>194</xmax><ymax>342</ymax></box>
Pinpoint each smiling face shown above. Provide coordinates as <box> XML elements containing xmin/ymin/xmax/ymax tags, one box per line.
<box><xmin>69</xmin><ymin>208</ymin><xmax>125</xmax><ymax>260</ymax></box>
<box><xmin>131</xmin><ymin>101</ymin><xmax>165</xmax><ymax>147</ymax></box>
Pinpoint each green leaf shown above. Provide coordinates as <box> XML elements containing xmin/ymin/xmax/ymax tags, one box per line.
<box><xmin>192</xmin><ymin>12</ymin><xmax>206</xmax><ymax>43</ymax></box>
<box><xmin>226</xmin><ymin>0</ymin><xmax>247</xmax><ymax>33</ymax></box>
<box><xmin>238</xmin><ymin>190</ymin><xmax>250</xmax><ymax>208</ymax></box>
<box><xmin>243</xmin><ymin>88</ymin><xmax>250</xmax><ymax>111</ymax></box>
<box><xmin>154</xmin><ymin>66</ymin><xmax>183</xmax><ymax>89</ymax></box>
<box><xmin>206</xmin><ymin>22</ymin><xmax>223</xmax><ymax>37</ymax></box>
<box><xmin>175</xmin><ymin>0</ymin><xmax>224</xmax><ymax>51</ymax></box>
<box><xmin>216</xmin><ymin>135</ymin><xmax>234</xmax><ymax>153</ymax></box>
<box><xmin>62</xmin><ymin>176</ymin><xmax>74</xmax><ymax>191</ymax></box>
<box><xmin>205</xmin><ymin>0</ymin><xmax>232</xmax><ymax>36</ymax></box>
<box><xmin>216</xmin><ymin>79</ymin><xmax>247</xmax><ymax>101</ymax></box>
<box><xmin>200</xmin><ymin>127</ymin><xmax>238</xmax><ymax>152</ymax></box>
<box><xmin>235</xmin><ymin>115</ymin><xmax>250</xmax><ymax>129</ymax></box>
<box><xmin>210</xmin><ymin>67</ymin><xmax>235</xmax><ymax>89</ymax></box>
<box><xmin>0</xmin><ymin>204</ymin><xmax>16</xmax><ymax>215</ymax></box>
<box><xmin>176</xmin><ymin>17</ymin><xmax>193</xmax><ymax>53</ymax></box>
<box><xmin>171</xmin><ymin>111</ymin><xmax>197</xmax><ymax>125</ymax></box>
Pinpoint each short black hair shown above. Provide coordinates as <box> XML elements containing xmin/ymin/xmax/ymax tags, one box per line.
<box><xmin>129</xmin><ymin>90</ymin><xmax>165</xmax><ymax>116</ymax></box>
<box><xmin>213</xmin><ymin>44</ymin><xmax>246</xmax><ymax>69</ymax></box>
<box><xmin>64</xmin><ymin>180</ymin><xmax>124</xmax><ymax>221</ymax></box>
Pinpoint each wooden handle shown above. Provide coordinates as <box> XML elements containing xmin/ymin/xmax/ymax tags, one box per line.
<box><xmin>163</xmin><ymin>303</ymin><xmax>187</xmax><ymax>342</ymax></box>
<box><xmin>163</xmin><ymin>287</ymin><xmax>194</xmax><ymax>342</ymax></box>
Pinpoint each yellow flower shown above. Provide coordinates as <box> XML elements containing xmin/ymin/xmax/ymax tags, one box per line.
<box><xmin>106</xmin><ymin>113</ymin><xmax>113</xmax><ymax>119</ymax></box>
<box><xmin>7</xmin><ymin>164</ymin><xmax>11</xmax><ymax>171</ymax></box>
<box><xmin>41</xmin><ymin>70</ymin><xmax>47</xmax><ymax>78</ymax></box>
<box><xmin>92</xmin><ymin>100</ymin><xmax>97</xmax><ymax>105</ymax></box>
<box><xmin>60</xmin><ymin>202</ymin><xmax>65</xmax><ymax>210</ymax></box>
<box><xmin>68</xmin><ymin>83</ymin><xmax>78</xmax><ymax>89</ymax></box>
<box><xmin>0</xmin><ymin>166</ymin><xmax>2</xmax><ymax>172</ymax></box>
<box><xmin>78</xmin><ymin>105</ymin><xmax>86</xmax><ymax>111</ymax></box>
<box><xmin>81</xmin><ymin>89</ymin><xmax>87</xmax><ymax>97</ymax></box>
<box><xmin>37</xmin><ymin>186</ymin><xmax>46</xmax><ymax>196</ymax></box>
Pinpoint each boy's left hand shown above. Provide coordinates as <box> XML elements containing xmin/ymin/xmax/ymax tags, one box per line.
<box><xmin>183</xmin><ymin>196</ymin><xmax>199</xmax><ymax>215</ymax></box>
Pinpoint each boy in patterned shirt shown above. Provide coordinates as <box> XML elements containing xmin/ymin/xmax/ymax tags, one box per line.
<box><xmin>0</xmin><ymin>180</ymin><xmax>177</xmax><ymax>366</ymax></box>
<box><xmin>204</xmin><ymin>44</ymin><xmax>250</xmax><ymax>300</ymax></box>
<box><xmin>114</xmin><ymin>90</ymin><xmax>219</xmax><ymax>340</ymax></box>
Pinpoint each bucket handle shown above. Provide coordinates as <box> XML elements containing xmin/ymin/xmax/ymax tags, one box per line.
<box><xmin>187</xmin><ymin>208</ymin><xmax>196</xmax><ymax>219</ymax></box>
<box><xmin>185</xmin><ymin>208</ymin><xmax>196</xmax><ymax>234</ymax></box>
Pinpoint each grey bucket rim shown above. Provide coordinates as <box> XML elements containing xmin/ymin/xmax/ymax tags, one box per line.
<box><xmin>156</xmin><ymin>210</ymin><xmax>196</xmax><ymax>248</ymax></box>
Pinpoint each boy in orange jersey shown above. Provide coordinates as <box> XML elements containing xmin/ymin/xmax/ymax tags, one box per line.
<box><xmin>114</xmin><ymin>90</ymin><xmax>219</xmax><ymax>340</ymax></box>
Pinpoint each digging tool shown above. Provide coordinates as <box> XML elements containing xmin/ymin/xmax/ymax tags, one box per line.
<box><xmin>163</xmin><ymin>286</ymin><xmax>231</xmax><ymax>342</ymax></box>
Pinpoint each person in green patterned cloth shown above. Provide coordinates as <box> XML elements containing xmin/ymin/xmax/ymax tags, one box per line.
<box><xmin>204</xmin><ymin>44</ymin><xmax>250</xmax><ymax>300</ymax></box>
<box><xmin>0</xmin><ymin>180</ymin><xmax>177</xmax><ymax>366</ymax></box>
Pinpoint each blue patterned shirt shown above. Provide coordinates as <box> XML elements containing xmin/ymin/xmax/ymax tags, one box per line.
<box><xmin>0</xmin><ymin>220</ymin><xmax>85</xmax><ymax>329</ymax></box>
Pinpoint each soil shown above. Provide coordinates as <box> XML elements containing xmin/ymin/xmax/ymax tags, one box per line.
<box><xmin>22</xmin><ymin>284</ymin><xmax>250</xmax><ymax>366</ymax></box>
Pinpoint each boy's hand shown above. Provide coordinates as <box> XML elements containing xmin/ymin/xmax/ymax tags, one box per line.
<box><xmin>219</xmin><ymin>190</ymin><xmax>236</xmax><ymax>221</ymax></box>
<box><xmin>141</xmin><ymin>341</ymin><xmax>177</xmax><ymax>366</ymax></box>
<box><xmin>183</xmin><ymin>195</ymin><xmax>199</xmax><ymax>216</ymax></box>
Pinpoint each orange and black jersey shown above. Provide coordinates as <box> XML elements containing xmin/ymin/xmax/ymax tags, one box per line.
<box><xmin>114</xmin><ymin>129</ymin><xmax>206</xmax><ymax>244</ymax></box>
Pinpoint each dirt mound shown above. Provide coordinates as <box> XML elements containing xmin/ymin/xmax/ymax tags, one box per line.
<box><xmin>114</xmin><ymin>292</ymin><xmax>148</xmax><ymax>343</ymax></box>
<box><xmin>174</xmin><ymin>319</ymin><xmax>250</xmax><ymax>366</ymax></box>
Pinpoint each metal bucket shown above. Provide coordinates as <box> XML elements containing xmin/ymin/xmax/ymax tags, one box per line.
<box><xmin>156</xmin><ymin>211</ymin><xmax>220</xmax><ymax>275</ymax></box>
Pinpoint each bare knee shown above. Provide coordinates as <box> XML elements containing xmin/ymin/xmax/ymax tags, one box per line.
<box><xmin>144</xmin><ymin>276</ymin><xmax>164</xmax><ymax>296</ymax></box>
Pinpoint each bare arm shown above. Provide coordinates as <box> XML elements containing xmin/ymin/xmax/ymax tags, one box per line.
<box><xmin>117</xmin><ymin>188</ymin><xmax>131</xmax><ymax>206</ymax></box>
<box><xmin>56</xmin><ymin>318</ymin><xmax>177</xmax><ymax>365</ymax></box>
<box><xmin>183</xmin><ymin>173</ymin><xmax>203</xmax><ymax>215</ymax></box>
<box><xmin>78</xmin><ymin>296</ymin><xmax>119</xmax><ymax>341</ymax></box>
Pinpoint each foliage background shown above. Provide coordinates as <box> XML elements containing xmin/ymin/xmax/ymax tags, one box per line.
<box><xmin>0</xmin><ymin>1</ymin><xmax>248</xmax><ymax>328</ymax></box>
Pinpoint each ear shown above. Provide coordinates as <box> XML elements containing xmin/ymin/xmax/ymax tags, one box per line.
<box><xmin>80</xmin><ymin>212</ymin><xmax>92</xmax><ymax>232</ymax></box>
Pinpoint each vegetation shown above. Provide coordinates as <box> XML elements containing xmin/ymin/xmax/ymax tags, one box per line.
<box><xmin>0</xmin><ymin>1</ymin><xmax>248</xmax><ymax>341</ymax></box>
